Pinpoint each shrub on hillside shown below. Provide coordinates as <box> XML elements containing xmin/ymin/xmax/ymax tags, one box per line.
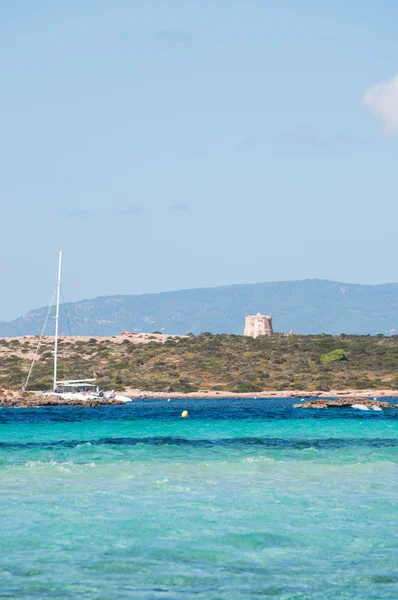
<box><xmin>320</xmin><ymin>349</ymin><xmax>347</xmax><ymax>365</ymax></box>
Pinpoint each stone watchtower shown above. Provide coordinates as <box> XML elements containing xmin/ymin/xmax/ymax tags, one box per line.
<box><xmin>244</xmin><ymin>313</ymin><xmax>273</xmax><ymax>338</ymax></box>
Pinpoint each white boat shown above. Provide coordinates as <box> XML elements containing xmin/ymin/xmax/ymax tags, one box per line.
<box><xmin>23</xmin><ymin>251</ymin><xmax>131</xmax><ymax>403</ymax></box>
<box><xmin>351</xmin><ymin>404</ymin><xmax>370</xmax><ymax>411</ymax></box>
<box><xmin>370</xmin><ymin>405</ymin><xmax>383</xmax><ymax>411</ymax></box>
<box><xmin>52</xmin><ymin>379</ymin><xmax>130</xmax><ymax>403</ymax></box>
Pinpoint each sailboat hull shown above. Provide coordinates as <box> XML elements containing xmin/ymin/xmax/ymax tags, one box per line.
<box><xmin>43</xmin><ymin>391</ymin><xmax>132</xmax><ymax>403</ymax></box>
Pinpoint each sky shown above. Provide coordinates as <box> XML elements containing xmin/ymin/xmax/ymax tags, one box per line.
<box><xmin>1</xmin><ymin>0</ymin><xmax>398</xmax><ymax>320</ymax></box>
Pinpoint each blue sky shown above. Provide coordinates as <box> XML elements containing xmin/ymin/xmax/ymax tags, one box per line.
<box><xmin>1</xmin><ymin>0</ymin><xmax>398</xmax><ymax>320</ymax></box>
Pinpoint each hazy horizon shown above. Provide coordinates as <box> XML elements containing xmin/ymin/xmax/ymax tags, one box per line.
<box><xmin>2</xmin><ymin>275</ymin><xmax>398</xmax><ymax>323</ymax></box>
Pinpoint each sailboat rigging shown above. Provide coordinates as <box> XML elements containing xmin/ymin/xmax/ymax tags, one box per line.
<box><xmin>53</xmin><ymin>249</ymin><xmax>62</xmax><ymax>392</ymax></box>
<box><xmin>23</xmin><ymin>251</ymin><xmax>131</xmax><ymax>403</ymax></box>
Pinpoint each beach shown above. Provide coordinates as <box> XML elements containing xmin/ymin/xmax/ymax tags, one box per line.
<box><xmin>123</xmin><ymin>387</ymin><xmax>398</xmax><ymax>399</ymax></box>
<box><xmin>1</xmin><ymin>387</ymin><xmax>397</xmax><ymax>407</ymax></box>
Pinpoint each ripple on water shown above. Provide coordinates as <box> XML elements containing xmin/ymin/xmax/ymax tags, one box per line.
<box><xmin>0</xmin><ymin>400</ymin><xmax>397</xmax><ymax>599</ymax></box>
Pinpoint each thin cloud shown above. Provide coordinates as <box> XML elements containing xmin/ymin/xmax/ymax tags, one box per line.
<box><xmin>157</xmin><ymin>29</ymin><xmax>193</xmax><ymax>44</ymax></box>
<box><xmin>237</xmin><ymin>133</ymin><xmax>262</xmax><ymax>149</ymax></box>
<box><xmin>277</xmin><ymin>127</ymin><xmax>365</xmax><ymax>148</ymax></box>
<box><xmin>282</xmin><ymin>126</ymin><xmax>325</xmax><ymax>148</ymax></box>
<box><xmin>115</xmin><ymin>204</ymin><xmax>144</xmax><ymax>217</ymax></box>
<box><xmin>362</xmin><ymin>74</ymin><xmax>398</xmax><ymax>133</ymax></box>
<box><xmin>55</xmin><ymin>208</ymin><xmax>94</xmax><ymax>219</ymax></box>
<box><xmin>332</xmin><ymin>129</ymin><xmax>365</xmax><ymax>146</ymax></box>
<box><xmin>170</xmin><ymin>203</ymin><xmax>189</xmax><ymax>211</ymax></box>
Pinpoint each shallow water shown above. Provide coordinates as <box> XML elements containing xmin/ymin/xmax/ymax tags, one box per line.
<box><xmin>1</xmin><ymin>398</ymin><xmax>397</xmax><ymax>599</ymax></box>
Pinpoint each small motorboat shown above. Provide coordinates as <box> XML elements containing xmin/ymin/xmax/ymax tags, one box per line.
<box><xmin>370</xmin><ymin>405</ymin><xmax>383</xmax><ymax>411</ymax></box>
<box><xmin>351</xmin><ymin>404</ymin><xmax>370</xmax><ymax>411</ymax></box>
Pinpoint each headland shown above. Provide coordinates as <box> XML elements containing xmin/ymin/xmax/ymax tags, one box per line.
<box><xmin>1</xmin><ymin>332</ymin><xmax>397</xmax><ymax>405</ymax></box>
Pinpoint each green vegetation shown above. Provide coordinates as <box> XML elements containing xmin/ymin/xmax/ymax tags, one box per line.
<box><xmin>320</xmin><ymin>349</ymin><xmax>347</xmax><ymax>365</ymax></box>
<box><xmin>1</xmin><ymin>333</ymin><xmax>398</xmax><ymax>393</ymax></box>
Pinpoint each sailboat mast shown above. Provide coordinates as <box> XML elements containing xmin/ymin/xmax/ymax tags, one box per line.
<box><xmin>53</xmin><ymin>250</ymin><xmax>63</xmax><ymax>392</ymax></box>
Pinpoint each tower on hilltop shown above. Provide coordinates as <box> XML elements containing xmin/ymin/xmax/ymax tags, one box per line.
<box><xmin>244</xmin><ymin>313</ymin><xmax>273</xmax><ymax>338</ymax></box>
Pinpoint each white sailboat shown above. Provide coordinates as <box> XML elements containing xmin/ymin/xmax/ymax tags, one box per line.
<box><xmin>24</xmin><ymin>251</ymin><xmax>131</xmax><ymax>403</ymax></box>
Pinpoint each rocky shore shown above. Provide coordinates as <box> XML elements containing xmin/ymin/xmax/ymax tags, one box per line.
<box><xmin>294</xmin><ymin>398</ymin><xmax>398</xmax><ymax>409</ymax></box>
<box><xmin>1</xmin><ymin>388</ymin><xmax>398</xmax><ymax>407</ymax></box>
<box><xmin>0</xmin><ymin>390</ymin><xmax>126</xmax><ymax>408</ymax></box>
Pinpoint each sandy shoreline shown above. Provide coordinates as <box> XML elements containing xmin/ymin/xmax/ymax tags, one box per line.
<box><xmin>122</xmin><ymin>388</ymin><xmax>398</xmax><ymax>400</ymax></box>
<box><xmin>1</xmin><ymin>388</ymin><xmax>397</xmax><ymax>407</ymax></box>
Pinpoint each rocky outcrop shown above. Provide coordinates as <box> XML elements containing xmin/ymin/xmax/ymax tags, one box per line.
<box><xmin>294</xmin><ymin>398</ymin><xmax>397</xmax><ymax>409</ymax></box>
<box><xmin>0</xmin><ymin>390</ymin><xmax>125</xmax><ymax>407</ymax></box>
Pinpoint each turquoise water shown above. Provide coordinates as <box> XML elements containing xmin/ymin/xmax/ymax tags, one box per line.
<box><xmin>1</xmin><ymin>398</ymin><xmax>397</xmax><ymax>599</ymax></box>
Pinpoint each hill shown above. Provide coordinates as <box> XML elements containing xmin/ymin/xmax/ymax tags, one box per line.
<box><xmin>1</xmin><ymin>279</ymin><xmax>398</xmax><ymax>337</ymax></box>
<box><xmin>1</xmin><ymin>333</ymin><xmax>397</xmax><ymax>393</ymax></box>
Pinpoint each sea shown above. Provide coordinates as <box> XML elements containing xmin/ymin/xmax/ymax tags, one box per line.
<box><xmin>0</xmin><ymin>397</ymin><xmax>397</xmax><ymax>599</ymax></box>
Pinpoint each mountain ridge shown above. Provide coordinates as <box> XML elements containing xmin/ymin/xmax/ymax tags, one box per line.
<box><xmin>1</xmin><ymin>278</ymin><xmax>398</xmax><ymax>337</ymax></box>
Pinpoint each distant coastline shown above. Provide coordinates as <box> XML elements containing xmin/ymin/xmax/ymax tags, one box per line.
<box><xmin>2</xmin><ymin>278</ymin><xmax>398</xmax><ymax>337</ymax></box>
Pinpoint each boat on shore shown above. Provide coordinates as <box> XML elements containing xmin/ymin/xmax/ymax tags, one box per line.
<box><xmin>23</xmin><ymin>251</ymin><xmax>131</xmax><ymax>403</ymax></box>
